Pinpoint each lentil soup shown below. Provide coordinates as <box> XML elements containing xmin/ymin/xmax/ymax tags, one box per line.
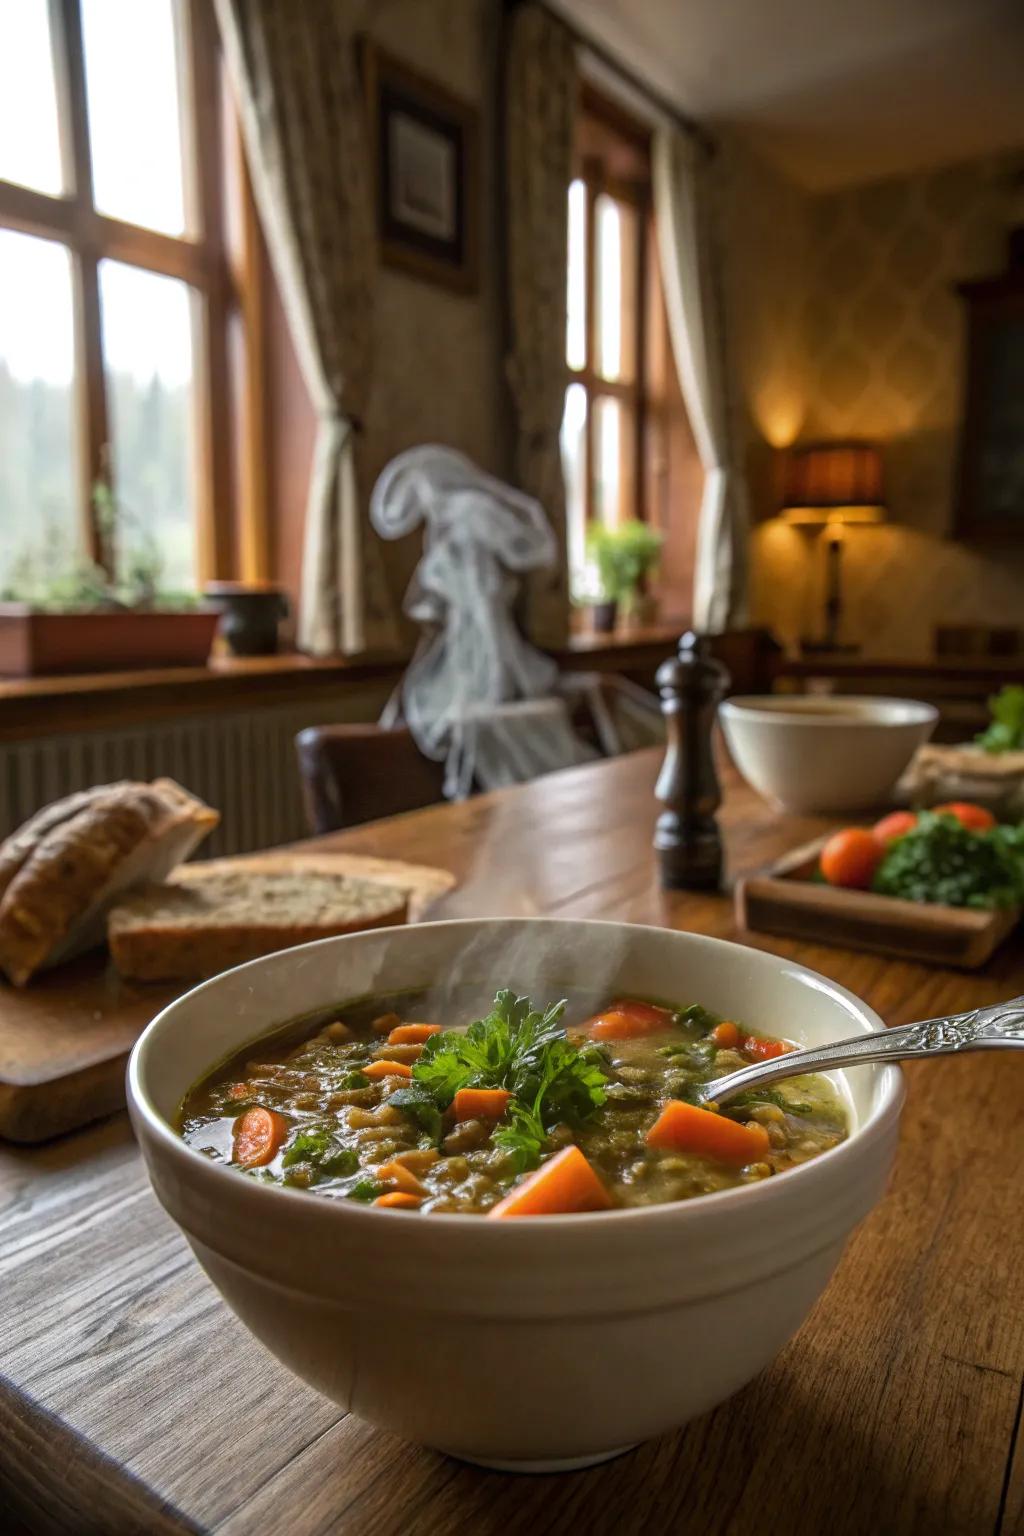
<box><xmin>179</xmin><ymin>989</ymin><xmax>848</xmax><ymax>1215</ymax></box>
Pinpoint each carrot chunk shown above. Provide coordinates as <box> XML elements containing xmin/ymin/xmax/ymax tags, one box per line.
<box><xmin>586</xmin><ymin>999</ymin><xmax>674</xmax><ymax>1040</ymax></box>
<box><xmin>743</xmin><ymin>1035</ymin><xmax>793</xmax><ymax>1063</ymax></box>
<box><xmin>488</xmin><ymin>1145</ymin><xmax>612</xmax><ymax>1217</ymax></box>
<box><xmin>452</xmin><ymin>1087</ymin><xmax>512</xmax><ymax>1122</ymax></box>
<box><xmin>232</xmin><ymin>1106</ymin><xmax>289</xmax><ymax>1168</ymax></box>
<box><xmin>375</xmin><ymin>1160</ymin><xmax>428</xmax><ymax>1196</ymax></box>
<box><xmin>710</xmin><ymin>1021</ymin><xmax>740</xmax><ymax>1049</ymax></box>
<box><xmin>362</xmin><ymin>1059</ymin><xmax>414</xmax><ymax>1080</ymax></box>
<box><xmin>374</xmin><ymin>1191</ymin><xmax>424</xmax><ymax>1209</ymax></box>
<box><xmin>387</xmin><ymin>1023</ymin><xmax>443</xmax><ymax>1045</ymax></box>
<box><xmin>646</xmin><ymin>1101</ymin><xmax>770</xmax><ymax>1165</ymax></box>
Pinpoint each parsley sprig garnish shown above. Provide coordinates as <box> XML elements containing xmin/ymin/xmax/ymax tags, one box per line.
<box><xmin>391</xmin><ymin>990</ymin><xmax>608</xmax><ymax>1172</ymax></box>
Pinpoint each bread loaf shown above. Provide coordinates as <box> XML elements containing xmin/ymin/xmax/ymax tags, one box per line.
<box><xmin>108</xmin><ymin>856</ymin><xmax>409</xmax><ymax>981</ymax></box>
<box><xmin>0</xmin><ymin>780</ymin><xmax>219</xmax><ymax>985</ymax></box>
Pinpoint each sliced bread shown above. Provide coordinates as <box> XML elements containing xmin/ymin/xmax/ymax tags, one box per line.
<box><xmin>0</xmin><ymin>779</ymin><xmax>219</xmax><ymax>986</ymax></box>
<box><xmin>108</xmin><ymin>856</ymin><xmax>409</xmax><ymax>981</ymax></box>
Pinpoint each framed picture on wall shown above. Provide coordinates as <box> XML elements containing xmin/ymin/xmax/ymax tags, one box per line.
<box><xmin>953</xmin><ymin>265</ymin><xmax>1024</xmax><ymax>539</ymax></box>
<box><xmin>360</xmin><ymin>39</ymin><xmax>479</xmax><ymax>294</ymax></box>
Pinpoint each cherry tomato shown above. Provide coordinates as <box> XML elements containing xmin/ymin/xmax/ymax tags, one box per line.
<box><xmin>586</xmin><ymin>999</ymin><xmax>674</xmax><ymax>1039</ymax></box>
<box><xmin>932</xmin><ymin>801</ymin><xmax>996</xmax><ymax>832</ymax></box>
<box><xmin>743</xmin><ymin>1035</ymin><xmax>794</xmax><ymax>1062</ymax></box>
<box><xmin>820</xmin><ymin>827</ymin><xmax>884</xmax><ymax>889</ymax></box>
<box><xmin>872</xmin><ymin>810</ymin><xmax>918</xmax><ymax>845</ymax></box>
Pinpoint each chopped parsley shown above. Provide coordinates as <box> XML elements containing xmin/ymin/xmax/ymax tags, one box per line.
<box><xmin>347</xmin><ymin>1178</ymin><xmax>385</xmax><ymax>1202</ymax></box>
<box><xmin>281</xmin><ymin>1127</ymin><xmax>359</xmax><ymax>1178</ymax></box>
<box><xmin>673</xmin><ymin>1003</ymin><xmax>722</xmax><ymax>1033</ymax></box>
<box><xmin>407</xmin><ymin>989</ymin><xmax>608</xmax><ymax>1171</ymax></box>
<box><xmin>338</xmin><ymin>1070</ymin><xmax>371</xmax><ymax>1089</ymax></box>
<box><xmin>385</xmin><ymin>1085</ymin><xmax>443</xmax><ymax>1141</ymax></box>
<box><xmin>873</xmin><ymin>812</ymin><xmax>1024</xmax><ymax>909</ymax></box>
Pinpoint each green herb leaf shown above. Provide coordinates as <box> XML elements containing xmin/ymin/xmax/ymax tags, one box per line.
<box><xmin>674</xmin><ymin>1003</ymin><xmax>722</xmax><ymax>1033</ymax></box>
<box><xmin>411</xmin><ymin>990</ymin><xmax>609</xmax><ymax>1165</ymax></box>
<box><xmin>282</xmin><ymin>1127</ymin><xmax>358</xmax><ymax>1178</ymax></box>
<box><xmin>281</xmin><ymin>1129</ymin><xmax>330</xmax><ymax>1168</ymax></box>
<box><xmin>339</xmin><ymin>1070</ymin><xmax>370</xmax><ymax>1089</ymax></box>
<box><xmin>347</xmin><ymin>1178</ymin><xmax>385</xmax><ymax>1202</ymax></box>
<box><xmin>977</xmin><ymin>685</ymin><xmax>1024</xmax><ymax>754</ymax></box>
<box><xmin>386</xmin><ymin>1086</ymin><xmax>443</xmax><ymax>1142</ymax></box>
<box><xmin>492</xmin><ymin>1101</ymin><xmax>548</xmax><ymax>1173</ymax></box>
<box><xmin>873</xmin><ymin>811</ymin><xmax>1024</xmax><ymax>909</ymax></box>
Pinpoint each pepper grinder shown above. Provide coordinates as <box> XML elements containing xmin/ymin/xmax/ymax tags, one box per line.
<box><xmin>654</xmin><ymin>631</ymin><xmax>731</xmax><ymax>890</ymax></box>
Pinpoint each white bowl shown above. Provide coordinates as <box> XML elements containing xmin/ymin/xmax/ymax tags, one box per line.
<box><xmin>127</xmin><ymin>918</ymin><xmax>904</xmax><ymax>1472</ymax></box>
<box><xmin>719</xmin><ymin>694</ymin><xmax>938</xmax><ymax>813</ymax></box>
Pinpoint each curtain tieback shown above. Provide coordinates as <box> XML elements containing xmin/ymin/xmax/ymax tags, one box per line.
<box><xmin>316</xmin><ymin>407</ymin><xmax>364</xmax><ymax>438</ymax></box>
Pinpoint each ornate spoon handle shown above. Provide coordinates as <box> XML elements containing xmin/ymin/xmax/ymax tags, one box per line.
<box><xmin>697</xmin><ymin>995</ymin><xmax>1024</xmax><ymax>1107</ymax></box>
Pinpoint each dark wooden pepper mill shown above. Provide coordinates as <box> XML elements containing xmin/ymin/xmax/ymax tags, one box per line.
<box><xmin>654</xmin><ymin>631</ymin><xmax>731</xmax><ymax>890</ymax></box>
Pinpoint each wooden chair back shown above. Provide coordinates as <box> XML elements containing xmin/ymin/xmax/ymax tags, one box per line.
<box><xmin>295</xmin><ymin>724</ymin><xmax>446</xmax><ymax>835</ymax></box>
<box><xmin>295</xmin><ymin>672</ymin><xmax>667</xmax><ymax>834</ymax></box>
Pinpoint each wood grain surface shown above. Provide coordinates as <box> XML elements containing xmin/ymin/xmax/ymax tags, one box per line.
<box><xmin>2</xmin><ymin>749</ymin><xmax>1023</xmax><ymax>1536</ymax></box>
<box><xmin>0</xmin><ymin>853</ymin><xmax>455</xmax><ymax>1145</ymax></box>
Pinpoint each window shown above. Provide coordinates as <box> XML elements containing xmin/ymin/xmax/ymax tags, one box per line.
<box><xmin>563</xmin><ymin>87</ymin><xmax>699</xmax><ymax>612</ymax></box>
<box><xmin>0</xmin><ymin>0</ymin><xmax>240</xmax><ymax>595</ymax></box>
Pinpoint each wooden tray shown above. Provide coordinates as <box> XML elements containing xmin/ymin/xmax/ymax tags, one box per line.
<box><xmin>0</xmin><ymin>853</ymin><xmax>455</xmax><ymax>1144</ymax></box>
<box><xmin>735</xmin><ymin>835</ymin><xmax>1020</xmax><ymax>970</ymax></box>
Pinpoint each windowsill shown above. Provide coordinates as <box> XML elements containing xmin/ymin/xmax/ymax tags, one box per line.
<box><xmin>0</xmin><ymin>630</ymin><xmax>691</xmax><ymax>742</ymax></box>
<box><xmin>566</xmin><ymin>619</ymin><xmax>689</xmax><ymax>652</ymax></box>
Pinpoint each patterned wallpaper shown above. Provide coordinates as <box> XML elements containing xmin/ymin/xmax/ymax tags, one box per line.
<box><xmin>740</xmin><ymin>148</ymin><xmax>1024</xmax><ymax>657</ymax></box>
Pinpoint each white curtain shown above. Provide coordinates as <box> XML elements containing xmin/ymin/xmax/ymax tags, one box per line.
<box><xmin>653</xmin><ymin>127</ymin><xmax>748</xmax><ymax>632</ymax></box>
<box><xmin>216</xmin><ymin>0</ymin><xmax>399</xmax><ymax>656</ymax></box>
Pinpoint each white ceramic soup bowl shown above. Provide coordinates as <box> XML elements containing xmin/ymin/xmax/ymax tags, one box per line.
<box><xmin>719</xmin><ymin>694</ymin><xmax>938</xmax><ymax>813</ymax></box>
<box><xmin>127</xmin><ymin>918</ymin><xmax>904</xmax><ymax>1473</ymax></box>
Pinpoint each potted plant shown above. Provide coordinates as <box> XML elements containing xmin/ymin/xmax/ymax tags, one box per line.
<box><xmin>0</xmin><ymin>479</ymin><xmax>221</xmax><ymax>677</ymax></box>
<box><xmin>584</xmin><ymin>521</ymin><xmax>664</xmax><ymax>633</ymax></box>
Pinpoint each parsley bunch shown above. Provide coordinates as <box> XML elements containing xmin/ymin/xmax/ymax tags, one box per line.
<box><xmin>390</xmin><ymin>990</ymin><xmax>608</xmax><ymax>1172</ymax></box>
<box><xmin>976</xmin><ymin>685</ymin><xmax>1024</xmax><ymax>754</ymax></box>
<box><xmin>873</xmin><ymin>812</ymin><xmax>1024</xmax><ymax>909</ymax></box>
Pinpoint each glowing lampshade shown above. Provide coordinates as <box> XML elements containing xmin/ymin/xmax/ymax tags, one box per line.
<box><xmin>780</xmin><ymin>442</ymin><xmax>886</xmax><ymax>525</ymax></box>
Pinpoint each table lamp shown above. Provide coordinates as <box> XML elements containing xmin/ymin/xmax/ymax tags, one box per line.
<box><xmin>780</xmin><ymin>441</ymin><xmax>886</xmax><ymax>654</ymax></box>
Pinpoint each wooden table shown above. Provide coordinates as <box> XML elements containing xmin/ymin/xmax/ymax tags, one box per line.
<box><xmin>3</xmin><ymin>750</ymin><xmax>1023</xmax><ymax>1535</ymax></box>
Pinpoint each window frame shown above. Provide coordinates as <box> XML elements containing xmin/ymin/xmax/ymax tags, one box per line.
<box><xmin>0</xmin><ymin>0</ymin><xmax>255</xmax><ymax>585</ymax></box>
<box><xmin>568</xmin><ymin>86</ymin><xmax>653</xmax><ymax>534</ymax></box>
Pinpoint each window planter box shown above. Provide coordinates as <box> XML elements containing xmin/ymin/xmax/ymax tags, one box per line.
<box><xmin>0</xmin><ymin>604</ymin><xmax>221</xmax><ymax>677</ymax></box>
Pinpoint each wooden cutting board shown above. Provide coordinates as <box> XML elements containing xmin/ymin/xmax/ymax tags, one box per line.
<box><xmin>735</xmin><ymin>834</ymin><xmax>1019</xmax><ymax>969</ymax></box>
<box><xmin>0</xmin><ymin>853</ymin><xmax>455</xmax><ymax>1145</ymax></box>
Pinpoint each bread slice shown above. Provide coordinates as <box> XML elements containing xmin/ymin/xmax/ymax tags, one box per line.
<box><xmin>0</xmin><ymin>779</ymin><xmax>219</xmax><ymax>986</ymax></box>
<box><xmin>108</xmin><ymin>856</ymin><xmax>409</xmax><ymax>981</ymax></box>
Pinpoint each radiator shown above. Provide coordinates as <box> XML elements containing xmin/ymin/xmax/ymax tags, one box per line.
<box><xmin>0</xmin><ymin>697</ymin><xmax>378</xmax><ymax>855</ymax></box>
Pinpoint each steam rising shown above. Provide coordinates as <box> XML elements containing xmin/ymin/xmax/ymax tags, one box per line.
<box><xmin>318</xmin><ymin>916</ymin><xmax>636</xmax><ymax>1033</ymax></box>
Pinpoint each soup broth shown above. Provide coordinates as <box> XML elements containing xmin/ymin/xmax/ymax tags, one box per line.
<box><xmin>180</xmin><ymin>986</ymin><xmax>848</xmax><ymax>1215</ymax></box>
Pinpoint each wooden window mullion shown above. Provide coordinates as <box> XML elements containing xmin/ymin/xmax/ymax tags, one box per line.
<box><xmin>180</xmin><ymin>0</ymin><xmax>233</xmax><ymax>582</ymax></box>
<box><xmin>634</xmin><ymin>192</ymin><xmax>648</xmax><ymax>524</ymax></box>
<box><xmin>584</xmin><ymin>177</ymin><xmax>597</xmax><ymax>526</ymax></box>
<box><xmin>51</xmin><ymin>0</ymin><xmax>111</xmax><ymax>566</ymax></box>
<box><xmin>234</xmin><ymin>130</ymin><xmax>270</xmax><ymax>582</ymax></box>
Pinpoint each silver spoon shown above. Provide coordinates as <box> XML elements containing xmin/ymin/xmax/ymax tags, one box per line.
<box><xmin>695</xmin><ymin>995</ymin><xmax>1024</xmax><ymax>1107</ymax></box>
